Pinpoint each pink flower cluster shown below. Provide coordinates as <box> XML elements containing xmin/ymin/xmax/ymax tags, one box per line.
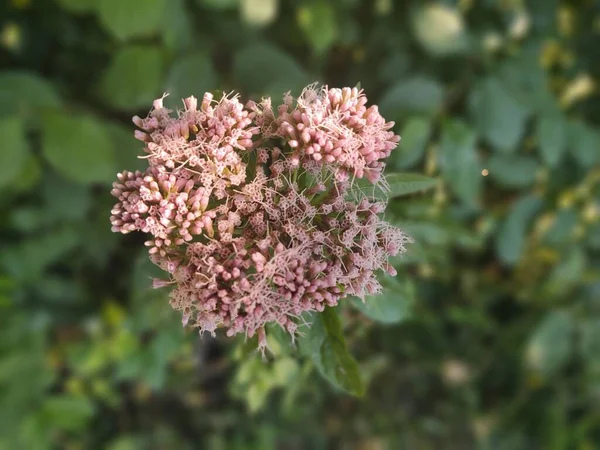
<box><xmin>110</xmin><ymin>86</ymin><xmax>409</xmax><ymax>349</ymax></box>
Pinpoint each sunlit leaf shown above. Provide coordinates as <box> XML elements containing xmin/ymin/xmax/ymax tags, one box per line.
<box><xmin>412</xmin><ymin>4</ymin><xmax>468</xmax><ymax>56</ymax></box>
<box><xmin>241</xmin><ymin>0</ymin><xmax>279</xmax><ymax>27</ymax></box>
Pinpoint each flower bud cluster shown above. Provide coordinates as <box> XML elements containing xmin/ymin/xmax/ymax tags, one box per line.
<box><xmin>110</xmin><ymin>86</ymin><xmax>408</xmax><ymax>348</ymax></box>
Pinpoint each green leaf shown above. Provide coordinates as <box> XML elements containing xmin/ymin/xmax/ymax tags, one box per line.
<box><xmin>542</xmin><ymin>209</ymin><xmax>577</xmax><ymax>245</ymax></box>
<box><xmin>548</xmin><ymin>246</ymin><xmax>586</xmax><ymax>290</ymax></box>
<box><xmin>351</xmin><ymin>277</ymin><xmax>414</xmax><ymax>324</ymax></box>
<box><xmin>10</xmin><ymin>153</ymin><xmax>41</xmax><ymax>194</ymax></box>
<box><xmin>299</xmin><ymin>308</ymin><xmax>364</xmax><ymax>396</ymax></box>
<box><xmin>385</xmin><ymin>173</ymin><xmax>438</xmax><ymax>198</ymax></box>
<box><xmin>537</xmin><ymin>114</ymin><xmax>567</xmax><ymax>167</ymax></box>
<box><xmin>0</xmin><ymin>71</ymin><xmax>61</xmax><ymax>118</ymax></box>
<box><xmin>497</xmin><ymin>49</ymin><xmax>557</xmax><ymax>113</ymax></box>
<box><xmin>40</xmin><ymin>173</ymin><xmax>92</xmax><ymax>222</ymax></box>
<box><xmin>388</xmin><ymin>117</ymin><xmax>431</xmax><ymax>169</ymax></box>
<box><xmin>379</xmin><ymin>76</ymin><xmax>444</xmax><ymax>118</ymax></box>
<box><xmin>1</xmin><ymin>227</ymin><xmax>82</xmax><ymax>281</ymax></box>
<box><xmin>439</xmin><ymin>119</ymin><xmax>481</xmax><ymax>207</ymax></box>
<box><xmin>495</xmin><ymin>195</ymin><xmax>542</xmax><ymax>265</ymax></box>
<box><xmin>99</xmin><ymin>45</ymin><xmax>165</xmax><ymax>111</ymax></box>
<box><xmin>105</xmin><ymin>122</ymin><xmax>146</xmax><ymax>172</ymax></box>
<box><xmin>106</xmin><ymin>436</ymin><xmax>145</xmax><ymax>450</ymax></box>
<box><xmin>352</xmin><ymin>173</ymin><xmax>437</xmax><ymax>201</ymax></box>
<box><xmin>297</xmin><ymin>0</ymin><xmax>338</xmax><ymax>54</ymax></box>
<box><xmin>97</xmin><ymin>0</ymin><xmax>167</xmax><ymax>41</ymax></box>
<box><xmin>41</xmin><ymin>111</ymin><xmax>116</xmax><ymax>185</ymax></box>
<box><xmin>56</xmin><ymin>0</ymin><xmax>96</xmax><ymax>13</ymax></box>
<box><xmin>580</xmin><ymin>319</ymin><xmax>600</xmax><ymax>374</ymax></box>
<box><xmin>525</xmin><ymin>311</ymin><xmax>573</xmax><ymax>378</ymax></box>
<box><xmin>0</xmin><ymin>117</ymin><xmax>28</xmax><ymax>190</ymax></box>
<box><xmin>164</xmin><ymin>53</ymin><xmax>218</xmax><ymax>107</ymax></box>
<box><xmin>199</xmin><ymin>0</ymin><xmax>238</xmax><ymax>9</ymax></box>
<box><xmin>486</xmin><ymin>154</ymin><xmax>539</xmax><ymax>188</ymax></box>
<box><xmin>469</xmin><ymin>77</ymin><xmax>531</xmax><ymax>153</ymax></box>
<box><xmin>40</xmin><ymin>395</ymin><xmax>95</xmax><ymax>432</ymax></box>
<box><xmin>161</xmin><ymin>0</ymin><xmax>194</xmax><ymax>52</ymax></box>
<box><xmin>233</xmin><ymin>43</ymin><xmax>309</xmax><ymax>96</ymax></box>
<box><xmin>568</xmin><ymin>121</ymin><xmax>600</xmax><ymax>168</ymax></box>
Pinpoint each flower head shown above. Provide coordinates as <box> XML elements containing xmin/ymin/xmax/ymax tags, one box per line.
<box><xmin>110</xmin><ymin>85</ymin><xmax>408</xmax><ymax>349</ymax></box>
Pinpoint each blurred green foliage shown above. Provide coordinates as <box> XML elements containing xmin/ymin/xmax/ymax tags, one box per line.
<box><xmin>1</xmin><ymin>0</ymin><xmax>600</xmax><ymax>448</ymax></box>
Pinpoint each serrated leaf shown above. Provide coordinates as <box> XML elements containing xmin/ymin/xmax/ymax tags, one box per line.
<box><xmin>386</xmin><ymin>173</ymin><xmax>439</xmax><ymax>198</ymax></box>
<box><xmin>99</xmin><ymin>45</ymin><xmax>165</xmax><ymax>111</ymax></box>
<box><xmin>41</xmin><ymin>111</ymin><xmax>116</xmax><ymax>185</ymax></box>
<box><xmin>525</xmin><ymin>311</ymin><xmax>573</xmax><ymax>378</ymax></box>
<box><xmin>495</xmin><ymin>195</ymin><xmax>542</xmax><ymax>265</ymax></box>
<box><xmin>0</xmin><ymin>71</ymin><xmax>61</xmax><ymax>118</ymax></box>
<box><xmin>297</xmin><ymin>0</ymin><xmax>338</xmax><ymax>54</ymax></box>
<box><xmin>97</xmin><ymin>0</ymin><xmax>167</xmax><ymax>41</ymax></box>
<box><xmin>469</xmin><ymin>77</ymin><xmax>531</xmax><ymax>153</ymax></box>
<box><xmin>439</xmin><ymin>119</ymin><xmax>481</xmax><ymax>206</ymax></box>
<box><xmin>0</xmin><ymin>117</ymin><xmax>28</xmax><ymax>190</ymax></box>
<box><xmin>351</xmin><ymin>277</ymin><xmax>414</xmax><ymax>324</ymax></box>
<box><xmin>351</xmin><ymin>173</ymin><xmax>437</xmax><ymax>201</ymax></box>
<box><xmin>388</xmin><ymin>117</ymin><xmax>431</xmax><ymax>169</ymax></box>
<box><xmin>233</xmin><ymin>43</ymin><xmax>309</xmax><ymax>96</ymax></box>
<box><xmin>164</xmin><ymin>53</ymin><xmax>218</xmax><ymax>106</ymax></box>
<box><xmin>537</xmin><ymin>114</ymin><xmax>567</xmax><ymax>167</ymax></box>
<box><xmin>380</xmin><ymin>76</ymin><xmax>444</xmax><ymax>118</ymax></box>
<box><xmin>319</xmin><ymin>308</ymin><xmax>364</xmax><ymax>396</ymax></box>
<box><xmin>299</xmin><ymin>308</ymin><xmax>364</xmax><ymax>396</ymax></box>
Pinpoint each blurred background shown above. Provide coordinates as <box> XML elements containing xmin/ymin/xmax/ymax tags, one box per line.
<box><xmin>1</xmin><ymin>0</ymin><xmax>600</xmax><ymax>448</ymax></box>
